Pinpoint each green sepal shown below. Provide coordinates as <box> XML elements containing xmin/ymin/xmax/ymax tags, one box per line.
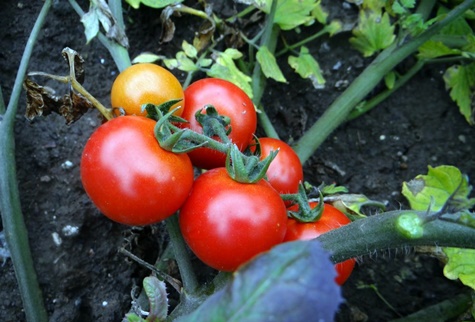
<box><xmin>285</xmin><ymin>184</ymin><xmax>324</xmax><ymax>223</ymax></box>
<box><xmin>194</xmin><ymin>105</ymin><xmax>232</xmax><ymax>140</ymax></box>
<box><xmin>144</xmin><ymin>100</ymin><xmax>185</xmax><ymax>122</ymax></box>
<box><xmin>225</xmin><ymin>144</ymin><xmax>277</xmax><ymax>184</ymax></box>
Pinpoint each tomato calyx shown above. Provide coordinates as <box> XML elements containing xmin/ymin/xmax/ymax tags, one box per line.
<box><xmin>283</xmin><ymin>184</ymin><xmax>325</xmax><ymax>223</ymax></box>
<box><xmin>147</xmin><ymin>100</ymin><xmax>278</xmax><ymax>183</ymax></box>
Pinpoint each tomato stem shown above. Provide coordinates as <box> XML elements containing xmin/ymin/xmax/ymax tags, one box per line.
<box><xmin>0</xmin><ymin>1</ymin><xmax>52</xmax><ymax>321</ymax></box>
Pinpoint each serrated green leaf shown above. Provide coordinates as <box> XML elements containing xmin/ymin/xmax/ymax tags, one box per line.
<box><xmin>443</xmin><ymin>62</ymin><xmax>475</xmax><ymax>125</ymax></box>
<box><xmin>350</xmin><ymin>11</ymin><xmax>396</xmax><ymax>57</ymax></box>
<box><xmin>443</xmin><ymin>247</ymin><xmax>475</xmax><ymax>290</ymax></box>
<box><xmin>162</xmin><ymin>58</ymin><xmax>179</xmax><ymax>70</ymax></box>
<box><xmin>143</xmin><ymin>276</ymin><xmax>168</xmax><ymax>321</ymax></box>
<box><xmin>288</xmin><ymin>46</ymin><xmax>325</xmax><ymax>89</ymax></box>
<box><xmin>132</xmin><ymin>52</ymin><xmax>163</xmax><ymax>64</ymax></box>
<box><xmin>312</xmin><ymin>0</ymin><xmax>328</xmax><ymax>24</ymax></box>
<box><xmin>418</xmin><ymin>40</ymin><xmax>461</xmax><ymax>59</ymax></box>
<box><xmin>175</xmin><ymin>240</ymin><xmax>342</xmax><ymax>322</ymax></box>
<box><xmin>182</xmin><ymin>40</ymin><xmax>197</xmax><ymax>59</ymax></box>
<box><xmin>207</xmin><ymin>49</ymin><xmax>253</xmax><ymax>98</ymax></box>
<box><xmin>262</xmin><ymin>0</ymin><xmax>318</xmax><ymax>30</ymax></box>
<box><xmin>438</xmin><ymin>6</ymin><xmax>473</xmax><ymax>36</ymax></box>
<box><xmin>256</xmin><ymin>46</ymin><xmax>286</xmax><ymax>83</ymax></box>
<box><xmin>125</xmin><ymin>0</ymin><xmax>184</xmax><ymax>9</ymax></box>
<box><xmin>402</xmin><ymin>165</ymin><xmax>472</xmax><ymax>211</ymax></box>
<box><xmin>175</xmin><ymin>51</ymin><xmax>199</xmax><ymax>72</ymax></box>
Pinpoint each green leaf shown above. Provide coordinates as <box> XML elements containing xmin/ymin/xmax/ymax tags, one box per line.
<box><xmin>81</xmin><ymin>9</ymin><xmax>100</xmax><ymax>44</ymax></box>
<box><xmin>132</xmin><ymin>52</ymin><xmax>163</xmax><ymax>64</ymax></box>
<box><xmin>443</xmin><ymin>247</ymin><xmax>475</xmax><ymax>290</ymax></box>
<box><xmin>125</xmin><ymin>0</ymin><xmax>184</xmax><ymax>9</ymax></box>
<box><xmin>182</xmin><ymin>40</ymin><xmax>197</xmax><ymax>59</ymax></box>
<box><xmin>312</xmin><ymin>0</ymin><xmax>328</xmax><ymax>24</ymax></box>
<box><xmin>234</xmin><ymin>0</ymin><xmax>268</xmax><ymax>10</ymax></box>
<box><xmin>350</xmin><ymin>11</ymin><xmax>396</xmax><ymax>57</ymax></box>
<box><xmin>402</xmin><ymin>165</ymin><xmax>472</xmax><ymax>211</ymax></box>
<box><xmin>443</xmin><ymin>62</ymin><xmax>475</xmax><ymax>125</ymax></box>
<box><xmin>418</xmin><ymin>40</ymin><xmax>461</xmax><ymax>59</ymax></box>
<box><xmin>288</xmin><ymin>46</ymin><xmax>325</xmax><ymax>89</ymax></box>
<box><xmin>262</xmin><ymin>0</ymin><xmax>318</xmax><ymax>30</ymax></box>
<box><xmin>143</xmin><ymin>276</ymin><xmax>168</xmax><ymax>321</ymax></box>
<box><xmin>174</xmin><ymin>51</ymin><xmax>199</xmax><ymax>72</ymax></box>
<box><xmin>175</xmin><ymin>240</ymin><xmax>342</xmax><ymax>322</ymax></box>
<box><xmin>256</xmin><ymin>46</ymin><xmax>287</xmax><ymax>83</ymax></box>
<box><xmin>207</xmin><ymin>49</ymin><xmax>253</xmax><ymax>99</ymax></box>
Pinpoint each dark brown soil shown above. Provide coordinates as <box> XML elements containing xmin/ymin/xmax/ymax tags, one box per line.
<box><xmin>1</xmin><ymin>1</ymin><xmax>474</xmax><ymax>321</ymax></box>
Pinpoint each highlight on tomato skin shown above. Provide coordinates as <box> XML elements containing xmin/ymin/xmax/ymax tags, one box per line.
<box><xmin>179</xmin><ymin>167</ymin><xmax>288</xmax><ymax>272</ymax></box>
<box><xmin>110</xmin><ymin>63</ymin><xmax>185</xmax><ymax>117</ymax></box>
<box><xmin>284</xmin><ymin>202</ymin><xmax>356</xmax><ymax>285</ymax></box>
<box><xmin>80</xmin><ymin>115</ymin><xmax>194</xmax><ymax>226</ymax></box>
<box><xmin>180</xmin><ymin>78</ymin><xmax>257</xmax><ymax>169</ymax></box>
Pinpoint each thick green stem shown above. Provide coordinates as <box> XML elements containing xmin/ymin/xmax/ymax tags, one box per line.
<box><xmin>165</xmin><ymin>215</ymin><xmax>198</xmax><ymax>292</ymax></box>
<box><xmin>317</xmin><ymin>210</ymin><xmax>475</xmax><ymax>263</ymax></box>
<box><xmin>293</xmin><ymin>0</ymin><xmax>475</xmax><ymax>164</ymax></box>
<box><xmin>0</xmin><ymin>1</ymin><xmax>52</xmax><ymax>321</ymax></box>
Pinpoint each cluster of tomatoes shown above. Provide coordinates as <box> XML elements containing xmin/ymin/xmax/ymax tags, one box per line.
<box><xmin>80</xmin><ymin>63</ymin><xmax>354</xmax><ymax>285</ymax></box>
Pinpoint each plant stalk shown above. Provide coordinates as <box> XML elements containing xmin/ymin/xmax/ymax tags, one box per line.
<box><xmin>293</xmin><ymin>0</ymin><xmax>475</xmax><ymax>164</ymax></box>
<box><xmin>317</xmin><ymin>210</ymin><xmax>475</xmax><ymax>263</ymax></box>
<box><xmin>0</xmin><ymin>1</ymin><xmax>52</xmax><ymax>321</ymax></box>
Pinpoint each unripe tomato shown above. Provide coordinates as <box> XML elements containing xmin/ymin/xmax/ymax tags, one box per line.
<box><xmin>111</xmin><ymin>63</ymin><xmax>184</xmax><ymax>117</ymax></box>
<box><xmin>284</xmin><ymin>202</ymin><xmax>356</xmax><ymax>285</ymax></box>
<box><xmin>180</xmin><ymin>78</ymin><xmax>257</xmax><ymax>169</ymax></box>
<box><xmin>81</xmin><ymin>116</ymin><xmax>194</xmax><ymax>226</ymax></box>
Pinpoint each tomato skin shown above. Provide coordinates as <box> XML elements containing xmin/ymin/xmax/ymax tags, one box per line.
<box><xmin>81</xmin><ymin>116</ymin><xmax>194</xmax><ymax>226</ymax></box>
<box><xmin>284</xmin><ymin>202</ymin><xmax>355</xmax><ymax>285</ymax></box>
<box><xmin>258</xmin><ymin>137</ymin><xmax>303</xmax><ymax>194</ymax></box>
<box><xmin>179</xmin><ymin>168</ymin><xmax>287</xmax><ymax>271</ymax></box>
<box><xmin>111</xmin><ymin>63</ymin><xmax>184</xmax><ymax>117</ymax></box>
<box><xmin>181</xmin><ymin>78</ymin><xmax>257</xmax><ymax>169</ymax></box>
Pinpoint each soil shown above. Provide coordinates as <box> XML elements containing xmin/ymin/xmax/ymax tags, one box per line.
<box><xmin>1</xmin><ymin>1</ymin><xmax>474</xmax><ymax>321</ymax></box>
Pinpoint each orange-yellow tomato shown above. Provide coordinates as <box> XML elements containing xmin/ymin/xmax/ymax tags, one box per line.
<box><xmin>111</xmin><ymin>63</ymin><xmax>184</xmax><ymax>117</ymax></box>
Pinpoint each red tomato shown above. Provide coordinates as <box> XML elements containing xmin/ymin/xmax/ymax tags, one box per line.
<box><xmin>81</xmin><ymin>116</ymin><xmax>194</xmax><ymax>226</ymax></box>
<box><xmin>284</xmin><ymin>202</ymin><xmax>355</xmax><ymax>285</ymax></box>
<box><xmin>258</xmin><ymin>137</ymin><xmax>303</xmax><ymax>194</ymax></box>
<box><xmin>179</xmin><ymin>168</ymin><xmax>287</xmax><ymax>271</ymax></box>
<box><xmin>180</xmin><ymin>78</ymin><xmax>257</xmax><ymax>169</ymax></box>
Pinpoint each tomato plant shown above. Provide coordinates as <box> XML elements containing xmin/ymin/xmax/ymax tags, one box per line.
<box><xmin>80</xmin><ymin>116</ymin><xmax>194</xmax><ymax>226</ymax></box>
<box><xmin>180</xmin><ymin>78</ymin><xmax>257</xmax><ymax>169</ymax></box>
<box><xmin>110</xmin><ymin>63</ymin><xmax>184</xmax><ymax>117</ymax></box>
<box><xmin>257</xmin><ymin>137</ymin><xmax>303</xmax><ymax>194</ymax></box>
<box><xmin>179</xmin><ymin>167</ymin><xmax>287</xmax><ymax>271</ymax></box>
<box><xmin>284</xmin><ymin>202</ymin><xmax>356</xmax><ymax>285</ymax></box>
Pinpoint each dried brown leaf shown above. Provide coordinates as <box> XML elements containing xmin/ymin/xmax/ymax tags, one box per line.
<box><xmin>62</xmin><ymin>48</ymin><xmax>85</xmax><ymax>84</ymax></box>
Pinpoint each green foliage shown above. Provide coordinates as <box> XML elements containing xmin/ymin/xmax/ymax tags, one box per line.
<box><xmin>262</xmin><ymin>0</ymin><xmax>319</xmax><ymax>30</ymax></box>
<box><xmin>175</xmin><ymin>240</ymin><xmax>342</xmax><ymax>321</ymax></box>
<box><xmin>443</xmin><ymin>247</ymin><xmax>475</xmax><ymax>290</ymax></box>
<box><xmin>288</xmin><ymin>46</ymin><xmax>325</xmax><ymax>89</ymax></box>
<box><xmin>125</xmin><ymin>0</ymin><xmax>183</xmax><ymax>9</ymax></box>
<box><xmin>402</xmin><ymin>165</ymin><xmax>473</xmax><ymax>211</ymax></box>
<box><xmin>256</xmin><ymin>46</ymin><xmax>287</xmax><ymax>83</ymax></box>
<box><xmin>350</xmin><ymin>10</ymin><xmax>396</xmax><ymax>57</ymax></box>
<box><xmin>443</xmin><ymin>62</ymin><xmax>475</xmax><ymax>125</ymax></box>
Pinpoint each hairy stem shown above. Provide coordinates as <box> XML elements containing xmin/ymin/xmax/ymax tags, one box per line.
<box><xmin>293</xmin><ymin>0</ymin><xmax>475</xmax><ymax>164</ymax></box>
<box><xmin>317</xmin><ymin>210</ymin><xmax>475</xmax><ymax>263</ymax></box>
<box><xmin>0</xmin><ymin>1</ymin><xmax>52</xmax><ymax>321</ymax></box>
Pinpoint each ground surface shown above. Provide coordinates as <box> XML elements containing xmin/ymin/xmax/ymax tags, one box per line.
<box><xmin>1</xmin><ymin>1</ymin><xmax>474</xmax><ymax>321</ymax></box>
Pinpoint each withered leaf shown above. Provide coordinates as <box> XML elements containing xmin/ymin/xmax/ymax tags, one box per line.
<box><xmin>23</xmin><ymin>78</ymin><xmax>93</xmax><ymax>125</ymax></box>
<box><xmin>193</xmin><ymin>19</ymin><xmax>216</xmax><ymax>53</ymax></box>
<box><xmin>62</xmin><ymin>48</ymin><xmax>86</xmax><ymax>84</ymax></box>
<box><xmin>160</xmin><ymin>6</ymin><xmax>178</xmax><ymax>43</ymax></box>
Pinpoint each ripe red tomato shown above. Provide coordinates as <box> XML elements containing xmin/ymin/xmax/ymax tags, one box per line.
<box><xmin>111</xmin><ymin>63</ymin><xmax>184</xmax><ymax>117</ymax></box>
<box><xmin>258</xmin><ymin>137</ymin><xmax>303</xmax><ymax>194</ymax></box>
<box><xmin>180</xmin><ymin>78</ymin><xmax>257</xmax><ymax>169</ymax></box>
<box><xmin>81</xmin><ymin>116</ymin><xmax>194</xmax><ymax>226</ymax></box>
<box><xmin>179</xmin><ymin>168</ymin><xmax>288</xmax><ymax>271</ymax></box>
<box><xmin>284</xmin><ymin>202</ymin><xmax>355</xmax><ymax>285</ymax></box>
